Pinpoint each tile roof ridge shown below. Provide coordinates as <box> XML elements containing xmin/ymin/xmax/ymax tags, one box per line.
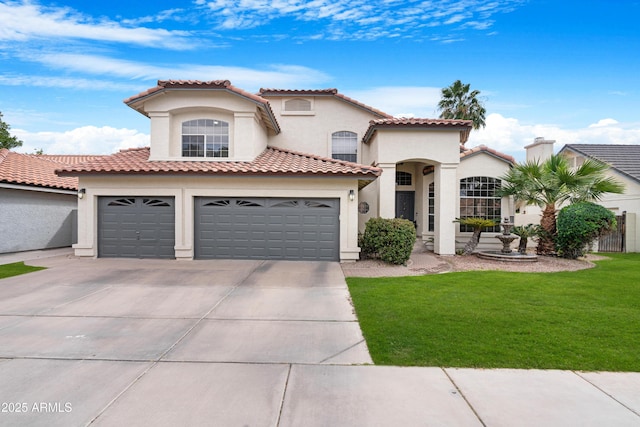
<box><xmin>266</xmin><ymin>145</ymin><xmax>353</xmax><ymax>164</ymax></box>
<box><xmin>461</xmin><ymin>144</ymin><xmax>515</xmax><ymax>164</ymax></box>
<box><xmin>333</xmin><ymin>92</ymin><xmax>393</xmax><ymax>119</ymax></box>
<box><xmin>125</xmin><ymin>80</ymin><xmax>271</xmax><ymax>106</ymax></box>
<box><xmin>258</xmin><ymin>88</ymin><xmax>392</xmax><ymax>118</ymax></box>
<box><xmin>118</xmin><ymin>146</ymin><xmax>150</xmax><ymax>153</ymax></box>
<box><xmin>370</xmin><ymin>117</ymin><xmax>473</xmax><ymax>125</ymax></box>
<box><xmin>265</xmin><ymin>146</ymin><xmax>381</xmax><ymax>171</ymax></box>
<box><xmin>0</xmin><ymin>148</ymin><xmax>9</xmax><ymax>164</ymax></box>
<box><xmin>258</xmin><ymin>88</ymin><xmax>338</xmax><ymax>95</ymax></box>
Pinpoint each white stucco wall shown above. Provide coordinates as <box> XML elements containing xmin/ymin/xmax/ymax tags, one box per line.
<box><xmin>74</xmin><ymin>175</ymin><xmax>361</xmax><ymax>261</ymax></box>
<box><xmin>264</xmin><ymin>95</ymin><xmax>381</xmax><ymax>160</ymax></box>
<box><xmin>0</xmin><ymin>187</ymin><xmax>77</xmax><ymax>253</ymax></box>
<box><xmin>141</xmin><ymin>91</ymin><xmax>269</xmax><ymax>161</ymax></box>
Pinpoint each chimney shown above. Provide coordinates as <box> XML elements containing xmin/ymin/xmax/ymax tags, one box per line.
<box><xmin>525</xmin><ymin>137</ymin><xmax>555</xmax><ymax>162</ymax></box>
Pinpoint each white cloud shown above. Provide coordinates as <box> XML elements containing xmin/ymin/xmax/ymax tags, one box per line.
<box><xmin>467</xmin><ymin>113</ymin><xmax>640</xmax><ymax>162</ymax></box>
<box><xmin>0</xmin><ymin>1</ymin><xmax>192</xmax><ymax>49</ymax></box>
<box><xmin>198</xmin><ymin>0</ymin><xmax>524</xmax><ymax>40</ymax></box>
<box><xmin>0</xmin><ymin>74</ymin><xmax>142</xmax><ymax>91</ymax></box>
<box><xmin>19</xmin><ymin>53</ymin><xmax>331</xmax><ymax>90</ymax></box>
<box><xmin>345</xmin><ymin>86</ymin><xmax>442</xmax><ymax>117</ymax></box>
<box><xmin>589</xmin><ymin>118</ymin><xmax>618</xmax><ymax>128</ymax></box>
<box><xmin>14</xmin><ymin>126</ymin><xmax>149</xmax><ymax>155</ymax></box>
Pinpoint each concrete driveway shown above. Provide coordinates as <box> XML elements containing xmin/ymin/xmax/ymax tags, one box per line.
<box><xmin>1</xmin><ymin>252</ymin><xmax>640</xmax><ymax>426</ymax></box>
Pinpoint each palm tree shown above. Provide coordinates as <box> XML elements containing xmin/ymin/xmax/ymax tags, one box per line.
<box><xmin>499</xmin><ymin>154</ymin><xmax>624</xmax><ymax>255</ymax></box>
<box><xmin>437</xmin><ymin>80</ymin><xmax>486</xmax><ymax>130</ymax></box>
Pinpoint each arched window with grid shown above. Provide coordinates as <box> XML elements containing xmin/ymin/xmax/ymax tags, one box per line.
<box><xmin>459</xmin><ymin>177</ymin><xmax>502</xmax><ymax>232</ymax></box>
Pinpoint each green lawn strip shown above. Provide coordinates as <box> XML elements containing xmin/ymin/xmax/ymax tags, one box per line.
<box><xmin>0</xmin><ymin>262</ymin><xmax>47</xmax><ymax>279</ymax></box>
<box><xmin>347</xmin><ymin>253</ymin><xmax>640</xmax><ymax>371</ymax></box>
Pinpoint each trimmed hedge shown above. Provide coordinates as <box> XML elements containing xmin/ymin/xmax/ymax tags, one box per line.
<box><xmin>361</xmin><ymin>218</ymin><xmax>416</xmax><ymax>265</ymax></box>
<box><xmin>556</xmin><ymin>202</ymin><xmax>616</xmax><ymax>259</ymax></box>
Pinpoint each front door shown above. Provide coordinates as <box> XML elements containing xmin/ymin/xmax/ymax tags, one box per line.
<box><xmin>395</xmin><ymin>191</ymin><xmax>415</xmax><ymax>222</ymax></box>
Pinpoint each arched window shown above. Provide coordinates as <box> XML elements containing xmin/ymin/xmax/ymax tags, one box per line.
<box><xmin>182</xmin><ymin>119</ymin><xmax>229</xmax><ymax>158</ymax></box>
<box><xmin>331</xmin><ymin>131</ymin><xmax>357</xmax><ymax>162</ymax></box>
<box><xmin>284</xmin><ymin>98</ymin><xmax>311</xmax><ymax>111</ymax></box>
<box><xmin>459</xmin><ymin>176</ymin><xmax>502</xmax><ymax>232</ymax></box>
<box><xmin>395</xmin><ymin>171</ymin><xmax>412</xmax><ymax>186</ymax></box>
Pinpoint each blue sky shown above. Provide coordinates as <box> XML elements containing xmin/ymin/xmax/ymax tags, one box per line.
<box><xmin>1</xmin><ymin>0</ymin><xmax>639</xmax><ymax>160</ymax></box>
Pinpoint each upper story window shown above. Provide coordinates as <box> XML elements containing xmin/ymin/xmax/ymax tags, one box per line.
<box><xmin>331</xmin><ymin>131</ymin><xmax>357</xmax><ymax>162</ymax></box>
<box><xmin>459</xmin><ymin>176</ymin><xmax>502</xmax><ymax>232</ymax></box>
<box><xmin>396</xmin><ymin>171</ymin><xmax>412</xmax><ymax>186</ymax></box>
<box><xmin>181</xmin><ymin>119</ymin><xmax>229</xmax><ymax>158</ymax></box>
<box><xmin>284</xmin><ymin>98</ymin><xmax>311</xmax><ymax>112</ymax></box>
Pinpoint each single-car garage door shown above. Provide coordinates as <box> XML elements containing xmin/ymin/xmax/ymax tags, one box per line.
<box><xmin>98</xmin><ymin>196</ymin><xmax>175</xmax><ymax>259</ymax></box>
<box><xmin>195</xmin><ymin>197</ymin><xmax>339</xmax><ymax>261</ymax></box>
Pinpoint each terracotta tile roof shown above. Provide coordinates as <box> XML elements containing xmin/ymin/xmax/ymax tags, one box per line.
<box><xmin>259</xmin><ymin>88</ymin><xmax>392</xmax><ymax>119</ymax></box>
<box><xmin>56</xmin><ymin>146</ymin><xmax>382</xmax><ymax>178</ymax></box>
<box><xmin>0</xmin><ymin>149</ymin><xmax>104</xmax><ymax>190</ymax></box>
<box><xmin>259</xmin><ymin>88</ymin><xmax>339</xmax><ymax>96</ymax></box>
<box><xmin>124</xmin><ymin>80</ymin><xmax>280</xmax><ymax>134</ymax></box>
<box><xmin>561</xmin><ymin>144</ymin><xmax>640</xmax><ymax>183</ymax></box>
<box><xmin>363</xmin><ymin>118</ymin><xmax>474</xmax><ymax>144</ymax></box>
<box><xmin>460</xmin><ymin>145</ymin><xmax>515</xmax><ymax>164</ymax></box>
<box><xmin>37</xmin><ymin>154</ymin><xmax>105</xmax><ymax>164</ymax></box>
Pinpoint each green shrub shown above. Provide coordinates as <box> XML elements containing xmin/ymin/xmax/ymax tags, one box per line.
<box><xmin>556</xmin><ymin>202</ymin><xmax>616</xmax><ymax>259</ymax></box>
<box><xmin>361</xmin><ymin>218</ymin><xmax>416</xmax><ymax>265</ymax></box>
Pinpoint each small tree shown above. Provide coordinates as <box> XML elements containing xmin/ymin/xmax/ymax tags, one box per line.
<box><xmin>0</xmin><ymin>112</ymin><xmax>23</xmax><ymax>150</ymax></box>
<box><xmin>556</xmin><ymin>202</ymin><xmax>616</xmax><ymax>259</ymax></box>
<box><xmin>512</xmin><ymin>224</ymin><xmax>540</xmax><ymax>254</ymax></box>
<box><xmin>456</xmin><ymin>217</ymin><xmax>496</xmax><ymax>255</ymax></box>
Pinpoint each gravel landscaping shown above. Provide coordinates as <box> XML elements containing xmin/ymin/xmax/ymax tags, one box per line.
<box><xmin>342</xmin><ymin>243</ymin><xmax>610</xmax><ymax>277</ymax></box>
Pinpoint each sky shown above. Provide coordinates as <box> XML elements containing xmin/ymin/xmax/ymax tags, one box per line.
<box><xmin>1</xmin><ymin>0</ymin><xmax>639</xmax><ymax>161</ymax></box>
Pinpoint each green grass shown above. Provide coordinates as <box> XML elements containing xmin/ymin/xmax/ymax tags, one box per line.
<box><xmin>0</xmin><ymin>262</ymin><xmax>46</xmax><ymax>279</ymax></box>
<box><xmin>347</xmin><ymin>253</ymin><xmax>640</xmax><ymax>371</ymax></box>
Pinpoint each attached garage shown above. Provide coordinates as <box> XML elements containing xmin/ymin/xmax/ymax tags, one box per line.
<box><xmin>98</xmin><ymin>196</ymin><xmax>175</xmax><ymax>259</ymax></box>
<box><xmin>195</xmin><ymin>197</ymin><xmax>340</xmax><ymax>261</ymax></box>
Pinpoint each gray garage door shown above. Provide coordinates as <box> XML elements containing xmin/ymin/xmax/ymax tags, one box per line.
<box><xmin>98</xmin><ymin>197</ymin><xmax>175</xmax><ymax>259</ymax></box>
<box><xmin>195</xmin><ymin>197</ymin><xmax>339</xmax><ymax>261</ymax></box>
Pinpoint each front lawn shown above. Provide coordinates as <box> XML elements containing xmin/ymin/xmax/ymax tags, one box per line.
<box><xmin>0</xmin><ymin>262</ymin><xmax>46</xmax><ymax>279</ymax></box>
<box><xmin>347</xmin><ymin>253</ymin><xmax>640</xmax><ymax>371</ymax></box>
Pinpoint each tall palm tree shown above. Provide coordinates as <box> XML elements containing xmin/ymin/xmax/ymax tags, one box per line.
<box><xmin>437</xmin><ymin>80</ymin><xmax>486</xmax><ymax>130</ymax></box>
<box><xmin>499</xmin><ymin>154</ymin><xmax>624</xmax><ymax>255</ymax></box>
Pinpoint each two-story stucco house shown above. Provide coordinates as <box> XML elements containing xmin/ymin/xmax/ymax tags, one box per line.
<box><xmin>57</xmin><ymin>80</ymin><xmax>514</xmax><ymax>261</ymax></box>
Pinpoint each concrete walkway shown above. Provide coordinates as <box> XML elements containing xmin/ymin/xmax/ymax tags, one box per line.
<box><xmin>0</xmin><ymin>250</ymin><xmax>639</xmax><ymax>426</ymax></box>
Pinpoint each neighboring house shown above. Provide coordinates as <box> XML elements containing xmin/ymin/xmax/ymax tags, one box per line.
<box><xmin>57</xmin><ymin>80</ymin><xmax>514</xmax><ymax>261</ymax></box>
<box><xmin>515</xmin><ymin>139</ymin><xmax>639</xmax><ymax>253</ymax></box>
<box><xmin>0</xmin><ymin>149</ymin><xmax>102</xmax><ymax>253</ymax></box>
<box><xmin>559</xmin><ymin>144</ymin><xmax>640</xmax><ymax>252</ymax></box>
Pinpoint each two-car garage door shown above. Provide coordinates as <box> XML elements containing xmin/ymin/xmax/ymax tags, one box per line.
<box><xmin>98</xmin><ymin>196</ymin><xmax>340</xmax><ymax>261</ymax></box>
<box><xmin>195</xmin><ymin>197</ymin><xmax>340</xmax><ymax>261</ymax></box>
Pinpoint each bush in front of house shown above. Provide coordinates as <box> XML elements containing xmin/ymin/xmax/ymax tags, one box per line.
<box><xmin>361</xmin><ymin>218</ymin><xmax>416</xmax><ymax>265</ymax></box>
<box><xmin>556</xmin><ymin>202</ymin><xmax>616</xmax><ymax>259</ymax></box>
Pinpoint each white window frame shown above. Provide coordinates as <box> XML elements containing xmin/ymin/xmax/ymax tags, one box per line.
<box><xmin>181</xmin><ymin>119</ymin><xmax>229</xmax><ymax>158</ymax></box>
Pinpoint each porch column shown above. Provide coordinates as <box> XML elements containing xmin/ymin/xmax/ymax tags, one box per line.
<box><xmin>378</xmin><ymin>163</ymin><xmax>396</xmax><ymax>218</ymax></box>
<box><xmin>434</xmin><ymin>162</ymin><xmax>458</xmax><ymax>255</ymax></box>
